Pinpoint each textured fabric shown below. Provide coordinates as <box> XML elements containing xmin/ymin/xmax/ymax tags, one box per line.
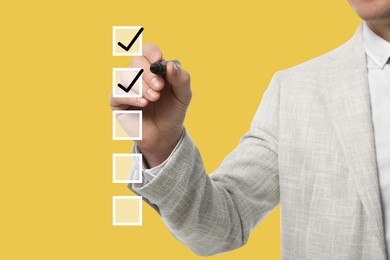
<box><xmin>133</xmin><ymin>131</ymin><xmax>185</xmax><ymax>184</ymax></box>
<box><xmin>363</xmin><ymin>22</ymin><xmax>390</xmax><ymax>258</ymax></box>
<box><xmin>128</xmin><ymin>23</ymin><xmax>388</xmax><ymax>259</ymax></box>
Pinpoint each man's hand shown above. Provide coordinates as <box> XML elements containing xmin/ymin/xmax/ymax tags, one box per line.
<box><xmin>110</xmin><ymin>43</ymin><xmax>192</xmax><ymax>168</ymax></box>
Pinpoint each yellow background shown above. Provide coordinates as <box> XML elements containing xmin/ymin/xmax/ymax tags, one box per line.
<box><xmin>0</xmin><ymin>0</ymin><xmax>361</xmax><ymax>259</ymax></box>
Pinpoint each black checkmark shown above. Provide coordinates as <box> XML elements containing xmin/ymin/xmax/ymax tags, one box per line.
<box><xmin>117</xmin><ymin>27</ymin><xmax>144</xmax><ymax>51</ymax></box>
<box><xmin>117</xmin><ymin>69</ymin><xmax>144</xmax><ymax>93</ymax></box>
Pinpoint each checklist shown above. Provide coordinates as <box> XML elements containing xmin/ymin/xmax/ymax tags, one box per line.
<box><xmin>112</xmin><ymin>26</ymin><xmax>145</xmax><ymax>226</ymax></box>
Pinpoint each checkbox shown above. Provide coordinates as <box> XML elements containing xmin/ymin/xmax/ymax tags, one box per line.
<box><xmin>112</xmin><ymin>68</ymin><xmax>143</xmax><ymax>98</ymax></box>
<box><xmin>112</xmin><ymin>26</ymin><xmax>143</xmax><ymax>56</ymax></box>
<box><xmin>113</xmin><ymin>154</ymin><xmax>142</xmax><ymax>183</ymax></box>
<box><xmin>112</xmin><ymin>110</ymin><xmax>142</xmax><ymax>140</ymax></box>
<box><xmin>113</xmin><ymin>196</ymin><xmax>142</xmax><ymax>226</ymax></box>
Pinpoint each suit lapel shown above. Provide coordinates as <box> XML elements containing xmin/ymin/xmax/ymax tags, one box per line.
<box><xmin>324</xmin><ymin>23</ymin><xmax>386</xmax><ymax>255</ymax></box>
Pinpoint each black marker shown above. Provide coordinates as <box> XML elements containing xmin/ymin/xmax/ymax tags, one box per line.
<box><xmin>150</xmin><ymin>60</ymin><xmax>181</xmax><ymax>75</ymax></box>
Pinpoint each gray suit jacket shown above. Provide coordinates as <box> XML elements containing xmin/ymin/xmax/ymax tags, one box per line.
<box><xmin>128</xmin><ymin>23</ymin><xmax>388</xmax><ymax>259</ymax></box>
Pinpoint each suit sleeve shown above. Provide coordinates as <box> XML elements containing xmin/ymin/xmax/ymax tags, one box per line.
<box><xmin>127</xmin><ymin>72</ymin><xmax>282</xmax><ymax>256</ymax></box>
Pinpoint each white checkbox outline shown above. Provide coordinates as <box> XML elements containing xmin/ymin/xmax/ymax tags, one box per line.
<box><xmin>112</xmin><ymin>68</ymin><xmax>143</xmax><ymax>98</ymax></box>
<box><xmin>112</xmin><ymin>26</ymin><xmax>143</xmax><ymax>56</ymax></box>
<box><xmin>112</xmin><ymin>153</ymin><xmax>142</xmax><ymax>184</ymax></box>
<box><xmin>112</xmin><ymin>196</ymin><xmax>142</xmax><ymax>226</ymax></box>
<box><xmin>112</xmin><ymin>110</ymin><xmax>142</xmax><ymax>140</ymax></box>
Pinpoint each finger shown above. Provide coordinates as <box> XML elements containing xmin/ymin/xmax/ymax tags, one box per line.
<box><xmin>142</xmin><ymin>42</ymin><xmax>163</xmax><ymax>64</ymax></box>
<box><xmin>110</xmin><ymin>91</ymin><xmax>149</xmax><ymax>109</ymax></box>
<box><xmin>112</xmin><ymin>89</ymin><xmax>142</xmax><ymax>101</ymax></box>
<box><xmin>118</xmin><ymin>70</ymin><xmax>141</xmax><ymax>95</ymax></box>
<box><xmin>125</xmin><ymin>88</ymin><xmax>142</xmax><ymax>98</ymax></box>
<box><xmin>131</xmin><ymin>57</ymin><xmax>164</xmax><ymax>101</ymax></box>
<box><xmin>131</xmin><ymin>55</ymin><xmax>165</xmax><ymax>92</ymax></box>
<box><xmin>165</xmin><ymin>61</ymin><xmax>192</xmax><ymax>105</ymax></box>
<box><xmin>115</xmin><ymin>112</ymin><xmax>141</xmax><ymax>138</ymax></box>
<box><xmin>141</xmin><ymin>78</ymin><xmax>161</xmax><ymax>101</ymax></box>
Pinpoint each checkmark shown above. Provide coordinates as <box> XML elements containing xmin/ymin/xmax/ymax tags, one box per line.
<box><xmin>117</xmin><ymin>27</ymin><xmax>144</xmax><ymax>52</ymax></box>
<box><xmin>117</xmin><ymin>69</ymin><xmax>144</xmax><ymax>93</ymax></box>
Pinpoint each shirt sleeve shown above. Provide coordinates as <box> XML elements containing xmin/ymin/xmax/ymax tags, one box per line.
<box><xmin>127</xmin><ymin>72</ymin><xmax>282</xmax><ymax>256</ymax></box>
<box><xmin>131</xmin><ymin>130</ymin><xmax>186</xmax><ymax>185</ymax></box>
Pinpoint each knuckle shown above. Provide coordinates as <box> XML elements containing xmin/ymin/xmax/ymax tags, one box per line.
<box><xmin>144</xmin><ymin>43</ymin><xmax>162</xmax><ymax>62</ymax></box>
<box><xmin>143</xmin><ymin>42</ymin><xmax>154</xmax><ymax>50</ymax></box>
<box><xmin>143</xmin><ymin>87</ymin><xmax>151</xmax><ymax>98</ymax></box>
<box><xmin>182</xmin><ymin>71</ymin><xmax>191</xmax><ymax>83</ymax></box>
<box><xmin>144</xmin><ymin>70</ymin><xmax>153</xmax><ymax>81</ymax></box>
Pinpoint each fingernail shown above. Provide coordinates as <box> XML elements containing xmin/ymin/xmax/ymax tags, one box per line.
<box><xmin>138</xmin><ymin>98</ymin><xmax>147</xmax><ymax>105</ymax></box>
<box><xmin>172</xmin><ymin>62</ymin><xmax>178</xmax><ymax>76</ymax></box>
<box><xmin>150</xmin><ymin>77</ymin><xmax>161</xmax><ymax>89</ymax></box>
<box><xmin>147</xmin><ymin>88</ymin><xmax>158</xmax><ymax>98</ymax></box>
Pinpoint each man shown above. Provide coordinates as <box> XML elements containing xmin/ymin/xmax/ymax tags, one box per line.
<box><xmin>110</xmin><ymin>0</ymin><xmax>390</xmax><ymax>258</ymax></box>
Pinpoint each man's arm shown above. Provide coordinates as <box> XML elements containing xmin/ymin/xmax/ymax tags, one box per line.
<box><xmin>128</xmin><ymin>72</ymin><xmax>282</xmax><ymax>256</ymax></box>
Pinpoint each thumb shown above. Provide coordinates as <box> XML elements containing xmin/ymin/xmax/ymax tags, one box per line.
<box><xmin>164</xmin><ymin>61</ymin><xmax>192</xmax><ymax>106</ymax></box>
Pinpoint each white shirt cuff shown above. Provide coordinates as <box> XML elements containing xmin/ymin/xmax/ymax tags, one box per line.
<box><xmin>134</xmin><ymin>130</ymin><xmax>185</xmax><ymax>184</ymax></box>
